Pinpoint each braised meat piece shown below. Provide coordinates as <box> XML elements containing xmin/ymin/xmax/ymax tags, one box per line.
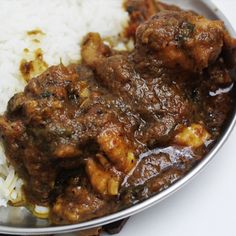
<box><xmin>190</xmin><ymin>60</ymin><xmax>234</xmax><ymax>137</ymax></box>
<box><xmin>124</xmin><ymin>0</ymin><xmax>157</xmax><ymax>38</ymax></box>
<box><xmin>82</xmin><ymin>33</ymin><xmax>191</xmax><ymax>146</ymax></box>
<box><xmin>124</xmin><ymin>0</ymin><xmax>181</xmax><ymax>39</ymax></box>
<box><xmin>135</xmin><ymin>11</ymin><xmax>236</xmax><ymax>72</ymax></box>
<box><xmin>51</xmin><ymin>174</ymin><xmax>116</xmax><ymax>224</ymax></box>
<box><xmin>0</xmin><ymin>3</ymin><xmax>235</xmax><ymax>225</ymax></box>
<box><xmin>0</xmin><ymin>64</ymin><xmax>138</xmax><ymax>204</ymax></box>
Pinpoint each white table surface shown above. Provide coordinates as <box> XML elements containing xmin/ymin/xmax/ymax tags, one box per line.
<box><xmin>117</xmin><ymin>1</ymin><xmax>236</xmax><ymax>235</ymax></box>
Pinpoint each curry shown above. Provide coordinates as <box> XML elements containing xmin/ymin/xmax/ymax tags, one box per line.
<box><xmin>0</xmin><ymin>0</ymin><xmax>235</xmax><ymax>225</ymax></box>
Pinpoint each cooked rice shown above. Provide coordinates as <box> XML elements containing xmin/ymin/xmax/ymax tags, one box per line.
<box><xmin>0</xmin><ymin>0</ymin><xmax>128</xmax><ymax>207</ymax></box>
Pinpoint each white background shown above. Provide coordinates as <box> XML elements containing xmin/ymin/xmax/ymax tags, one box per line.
<box><xmin>118</xmin><ymin>1</ymin><xmax>236</xmax><ymax>235</ymax></box>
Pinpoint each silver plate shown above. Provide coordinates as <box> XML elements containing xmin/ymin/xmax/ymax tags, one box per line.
<box><xmin>0</xmin><ymin>0</ymin><xmax>236</xmax><ymax>234</ymax></box>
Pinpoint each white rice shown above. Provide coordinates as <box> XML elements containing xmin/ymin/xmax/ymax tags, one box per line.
<box><xmin>0</xmin><ymin>0</ymin><xmax>128</xmax><ymax>207</ymax></box>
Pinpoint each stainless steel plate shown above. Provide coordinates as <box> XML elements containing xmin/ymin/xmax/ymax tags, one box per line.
<box><xmin>0</xmin><ymin>0</ymin><xmax>235</xmax><ymax>234</ymax></box>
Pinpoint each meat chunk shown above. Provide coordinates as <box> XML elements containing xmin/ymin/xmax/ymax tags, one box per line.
<box><xmin>124</xmin><ymin>0</ymin><xmax>157</xmax><ymax>38</ymax></box>
<box><xmin>82</xmin><ymin>33</ymin><xmax>111</xmax><ymax>67</ymax></box>
<box><xmin>135</xmin><ymin>11</ymin><xmax>236</xmax><ymax>71</ymax></box>
<box><xmin>82</xmin><ymin>33</ymin><xmax>191</xmax><ymax>117</ymax></box>
<box><xmin>51</xmin><ymin>184</ymin><xmax>113</xmax><ymax>224</ymax></box>
<box><xmin>82</xmin><ymin>32</ymin><xmax>192</xmax><ymax>146</ymax></box>
<box><xmin>124</xmin><ymin>0</ymin><xmax>182</xmax><ymax>39</ymax></box>
<box><xmin>126</xmin><ymin>146</ymin><xmax>199</xmax><ymax>187</ymax></box>
<box><xmin>189</xmin><ymin>60</ymin><xmax>234</xmax><ymax>137</ymax></box>
<box><xmin>0</xmin><ymin>64</ymin><xmax>138</xmax><ymax>204</ymax></box>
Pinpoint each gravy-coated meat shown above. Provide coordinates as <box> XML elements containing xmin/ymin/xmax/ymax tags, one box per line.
<box><xmin>135</xmin><ymin>11</ymin><xmax>236</xmax><ymax>71</ymax></box>
<box><xmin>0</xmin><ymin>1</ymin><xmax>235</xmax><ymax>225</ymax></box>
